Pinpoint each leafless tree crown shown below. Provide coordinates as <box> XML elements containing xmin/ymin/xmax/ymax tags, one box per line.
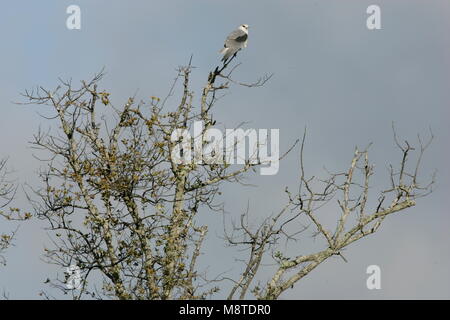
<box><xmin>20</xmin><ymin>56</ymin><xmax>433</xmax><ymax>300</ymax></box>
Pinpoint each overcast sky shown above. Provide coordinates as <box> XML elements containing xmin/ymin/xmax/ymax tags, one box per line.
<box><xmin>0</xmin><ymin>0</ymin><xmax>449</xmax><ymax>299</ymax></box>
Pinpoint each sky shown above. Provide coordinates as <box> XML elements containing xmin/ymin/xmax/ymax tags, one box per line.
<box><xmin>0</xmin><ymin>0</ymin><xmax>449</xmax><ymax>299</ymax></box>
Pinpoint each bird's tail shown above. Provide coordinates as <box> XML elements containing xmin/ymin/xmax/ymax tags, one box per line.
<box><xmin>220</xmin><ymin>47</ymin><xmax>229</xmax><ymax>62</ymax></box>
<box><xmin>220</xmin><ymin>48</ymin><xmax>234</xmax><ymax>62</ymax></box>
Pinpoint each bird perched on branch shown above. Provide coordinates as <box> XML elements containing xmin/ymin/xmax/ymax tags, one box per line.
<box><xmin>220</xmin><ymin>24</ymin><xmax>249</xmax><ymax>62</ymax></box>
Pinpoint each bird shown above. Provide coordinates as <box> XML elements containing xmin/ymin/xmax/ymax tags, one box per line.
<box><xmin>220</xmin><ymin>24</ymin><xmax>249</xmax><ymax>62</ymax></box>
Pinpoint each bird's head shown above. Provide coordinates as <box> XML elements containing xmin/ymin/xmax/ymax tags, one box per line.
<box><xmin>239</xmin><ymin>24</ymin><xmax>249</xmax><ymax>32</ymax></box>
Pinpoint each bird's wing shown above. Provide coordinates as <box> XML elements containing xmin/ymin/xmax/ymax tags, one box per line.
<box><xmin>224</xmin><ymin>29</ymin><xmax>248</xmax><ymax>48</ymax></box>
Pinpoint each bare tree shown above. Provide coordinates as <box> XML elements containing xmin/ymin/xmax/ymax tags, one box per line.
<box><xmin>21</xmin><ymin>56</ymin><xmax>433</xmax><ymax>299</ymax></box>
<box><xmin>0</xmin><ymin>158</ymin><xmax>15</xmax><ymax>265</ymax></box>
<box><xmin>0</xmin><ymin>158</ymin><xmax>31</xmax><ymax>266</ymax></box>
<box><xmin>226</xmin><ymin>126</ymin><xmax>434</xmax><ymax>299</ymax></box>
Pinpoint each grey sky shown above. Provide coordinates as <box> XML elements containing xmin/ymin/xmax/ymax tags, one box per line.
<box><xmin>0</xmin><ymin>0</ymin><xmax>449</xmax><ymax>299</ymax></box>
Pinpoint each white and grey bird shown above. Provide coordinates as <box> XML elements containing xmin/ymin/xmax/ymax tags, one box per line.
<box><xmin>220</xmin><ymin>24</ymin><xmax>249</xmax><ymax>62</ymax></box>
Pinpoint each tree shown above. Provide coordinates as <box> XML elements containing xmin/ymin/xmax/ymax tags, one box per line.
<box><xmin>0</xmin><ymin>158</ymin><xmax>30</xmax><ymax>266</ymax></box>
<box><xmin>0</xmin><ymin>158</ymin><xmax>15</xmax><ymax>266</ymax></box>
<box><xmin>22</xmin><ymin>56</ymin><xmax>434</xmax><ymax>299</ymax></box>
